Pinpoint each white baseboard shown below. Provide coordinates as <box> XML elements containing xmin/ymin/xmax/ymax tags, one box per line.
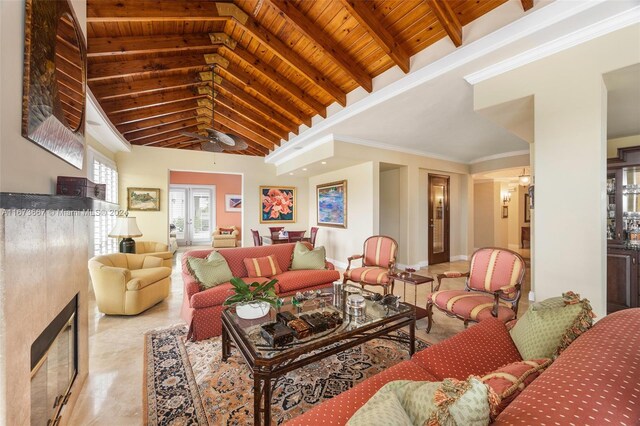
<box><xmin>450</xmin><ymin>255</ymin><xmax>469</xmax><ymax>262</ymax></box>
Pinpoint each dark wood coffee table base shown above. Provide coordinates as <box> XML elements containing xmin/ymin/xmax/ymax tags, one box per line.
<box><xmin>221</xmin><ymin>311</ymin><xmax>416</xmax><ymax>426</ymax></box>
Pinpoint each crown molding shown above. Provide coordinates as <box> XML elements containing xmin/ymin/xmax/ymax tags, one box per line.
<box><xmin>469</xmin><ymin>149</ymin><xmax>530</xmax><ymax>164</ymax></box>
<box><xmin>464</xmin><ymin>4</ymin><xmax>640</xmax><ymax>84</ymax></box>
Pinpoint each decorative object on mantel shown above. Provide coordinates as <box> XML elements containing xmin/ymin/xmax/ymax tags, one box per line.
<box><xmin>22</xmin><ymin>0</ymin><xmax>86</xmax><ymax>169</ymax></box>
<box><xmin>260</xmin><ymin>186</ymin><xmax>296</xmax><ymax>223</ymax></box>
<box><xmin>127</xmin><ymin>187</ymin><xmax>160</xmax><ymax>211</ymax></box>
<box><xmin>56</xmin><ymin>176</ymin><xmax>105</xmax><ymax>200</ymax></box>
<box><xmin>109</xmin><ymin>214</ymin><xmax>142</xmax><ymax>253</ymax></box>
<box><xmin>317</xmin><ymin>180</ymin><xmax>347</xmax><ymax>228</ymax></box>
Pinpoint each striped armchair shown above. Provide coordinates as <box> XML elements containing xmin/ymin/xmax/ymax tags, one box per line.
<box><xmin>343</xmin><ymin>236</ymin><xmax>398</xmax><ymax>295</ymax></box>
<box><xmin>426</xmin><ymin>247</ymin><xmax>525</xmax><ymax>333</ymax></box>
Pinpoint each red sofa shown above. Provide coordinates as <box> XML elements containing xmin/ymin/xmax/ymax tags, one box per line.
<box><xmin>181</xmin><ymin>242</ymin><xmax>340</xmax><ymax>341</ymax></box>
<box><xmin>286</xmin><ymin>308</ymin><xmax>640</xmax><ymax>425</ymax></box>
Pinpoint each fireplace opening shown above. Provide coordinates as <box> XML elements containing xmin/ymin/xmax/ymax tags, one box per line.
<box><xmin>30</xmin><ymin>295</ymin><xmax>78</xmax><ymax>426</ymax></box>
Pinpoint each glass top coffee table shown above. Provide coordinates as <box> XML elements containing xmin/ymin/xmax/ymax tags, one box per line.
<box><xmin>221</xmin><ymin>285</ymin><xmax>416</xmax><ymax>426</ymax></box>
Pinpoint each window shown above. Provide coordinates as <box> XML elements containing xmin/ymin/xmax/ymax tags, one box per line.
<box><xmin>89</xmin><ymin>148</ymin><xmax>119</xmax><ymax>255</ymax></box>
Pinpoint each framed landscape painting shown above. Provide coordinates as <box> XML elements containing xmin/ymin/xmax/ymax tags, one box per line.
<box><xmin>317</xmin><ymin>180</ymin><xmax>347</xmax><ymax>228</ymax></box>
<box><xmin>225</xmin><ymin>194</ymin><xmax>242</xmax><ymax>212</ymax></box>
<box><xmin>127</xmin><ymin>188</ymin><xmax>160</xmax><ymax>211</ymax></box>
<box><xmin>260</xmin><ymin>186</ymin><xmax>296</xmax><ymax>223</ymax></box>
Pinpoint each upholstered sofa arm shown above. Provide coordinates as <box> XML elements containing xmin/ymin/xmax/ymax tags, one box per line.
<box><xmin>325</xmin><ymin>261</ymin><xmax>335</xmax><ymax>270</ymax></box>
<box><xmin>142</xmin><ymin>256</ymin><xmax>163</xmax><ymax>269</ymax></box>
<box><xmin>91</xmin><ymin>264</ymin><xmax>131</xmax><ymax>288</ymax></box>
<box><xmin>190</xmin><ymin>285</ymin><xmax>236</xmax><ymax>309</ymax></box>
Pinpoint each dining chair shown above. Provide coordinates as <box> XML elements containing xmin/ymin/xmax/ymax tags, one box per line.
<box><xmin>268</xmin><ymin>226</ymin><xmax>284</xmax><ymax>234</ymax></box>
<box><xmin>343</xmin><ymin>235</ymin><xmax>398</xmax><ymax>295</ymax></box>
<box><xmin>251</xmin><ymin>229</ymin><xmax>263</xmax><ymax>246</ymax></box>
<box><xmin>426</xmin><ymin>247</ymin><xmax>526</xmax><ymax>333</ymax></box>
<box><xmin>287</xmin><ymin>230</ymin><xmax>306</xmax><ymax>243</ymax></box>
<box><xmin>309</xmin><ymin>227</ymin><xmax>319</xmax><ymax>247</ymax></box>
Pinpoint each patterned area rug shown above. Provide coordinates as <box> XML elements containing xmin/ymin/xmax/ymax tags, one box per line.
<box><xmin>144</xmin><ymin>324</ymin><xmax>430</xmax><ymax>425</ymax></box>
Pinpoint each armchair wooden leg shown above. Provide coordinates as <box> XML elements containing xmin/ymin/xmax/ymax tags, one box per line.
<box><xmin>426</xmin><ymin>300</ymin><xmax>434</xmax><ymax>334</ymax></box>
<box><xmin>463</xmin><ymin>320</ymin><xmax>469</xmax><ymax>329</ymax></box>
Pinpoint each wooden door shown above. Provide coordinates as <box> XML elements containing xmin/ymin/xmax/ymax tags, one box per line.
<box><xmin>607</xmin><ymin>247</ymin><xmax>639</xmax><ymax>313</ymax></box>
<box><xmin>428</xmin><ymin>174</ymin><xmax>450</xmax><ymax>265</ymax></box>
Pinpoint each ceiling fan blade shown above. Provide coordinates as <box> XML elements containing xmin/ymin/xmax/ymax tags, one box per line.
<box><xmin>206</xmin><ymin>129</ymin><xmax>235</xmax><ymax>146</ymax></box>
<box><xmin>200</xmin><ymin>141</ymin><xmax>224</xmax><ymax>152</ymax></box>
<box><xmin>226</xmin><ymin>134</ymin><xmax>249</xmax><ymax>150</ymax></box>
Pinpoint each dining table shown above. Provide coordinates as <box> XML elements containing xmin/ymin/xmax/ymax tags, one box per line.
<box><xmin>261</xmin><ymin>233</ymin><xmax>310</xmax><ymax>245</ymax></box>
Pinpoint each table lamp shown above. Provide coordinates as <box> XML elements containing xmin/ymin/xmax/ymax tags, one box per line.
<box><xmin>109</xmin><ymin>216</ymin><xmax>142</xmax><ymax>253</ymax></box>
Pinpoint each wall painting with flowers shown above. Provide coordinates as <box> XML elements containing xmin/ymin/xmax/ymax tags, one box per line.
<box><xmin>260</xmin><ymin>186</ymin><xmax>296</xmax><ymax>223</ymax></box>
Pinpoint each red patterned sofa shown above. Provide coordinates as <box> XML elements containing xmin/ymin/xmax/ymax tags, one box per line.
<box><xmin>181</xmin><ymin>242</ymin><xmax>340</xmax><ymax>341</ymax></box>
<box><xmin>286</xmin><ymin>308</ymin><xmax>640</xmax><ymax>425</ymax></box>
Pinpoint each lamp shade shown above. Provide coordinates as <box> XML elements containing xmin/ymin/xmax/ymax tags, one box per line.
<box><xmin>108</xmin><ymin>216</ymin><xmax>142</xmax><ymax>238</ymax></box>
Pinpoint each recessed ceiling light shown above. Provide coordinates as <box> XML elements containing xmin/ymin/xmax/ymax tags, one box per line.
<box><xmin>302</xmin><ymin>168</ymin><xmax>307</xmax><ymax>171</ymax></box>
<box><xmin>321</xmin><ymin>161</ymin><xmax>327</xmax><ymax>165</ymax></box>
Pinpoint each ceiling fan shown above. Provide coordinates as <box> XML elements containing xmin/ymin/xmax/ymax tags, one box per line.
<box><xmin>180</xmin><ymin>66</ymin><xmax>249</xmax><ymax>153</ymax></box>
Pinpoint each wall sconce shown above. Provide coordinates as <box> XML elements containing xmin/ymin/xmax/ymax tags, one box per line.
<box><xmin>502</xmin><ymin>193</ymin><xmax>511</xmax><ymax>205</ymax></box>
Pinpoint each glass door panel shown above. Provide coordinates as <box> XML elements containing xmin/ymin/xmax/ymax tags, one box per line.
<box><xmin>190</xmin><ymin>188</ymin><xmax>212</xmax><ymax>244</ymax></box>
<box><xmin>432</xmin><ymin>185</ymin><xmax>445</xmax><ymax>254</ymax></box>
<box><xmin>169</xmin><ymin>188</ymin><xmax>187</xmax><ymax>244</ymax></box>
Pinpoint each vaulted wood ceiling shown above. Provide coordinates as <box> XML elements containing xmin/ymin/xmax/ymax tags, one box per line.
<box><xmin>87</xmin><ymin>0</ymin><xmax>535</xmax><ymax>156</ymax></box>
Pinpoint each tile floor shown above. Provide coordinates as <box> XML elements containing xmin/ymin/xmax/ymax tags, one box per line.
<box><xmin>69</xmin><ymin>247</ymin><xmax>530</xmax><ymax>425</ymax></box>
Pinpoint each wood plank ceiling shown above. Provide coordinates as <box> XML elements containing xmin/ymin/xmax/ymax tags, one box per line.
<box><xmin>87</xmin><ymin>0</ymin><xmax>535</xmax><ymax>156</ymax></box>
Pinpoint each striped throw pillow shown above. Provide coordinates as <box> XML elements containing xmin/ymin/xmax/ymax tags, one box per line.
<box><xmin>244</xmin><ymin>255</ymin><xmax>282</xmax><ymax>278</ymax></box>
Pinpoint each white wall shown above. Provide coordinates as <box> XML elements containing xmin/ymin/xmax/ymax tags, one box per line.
<box><xmin>116</xmin><ymin>146</ymin><xmax>309</xmax><ymax>247</ymax></box>
<box><xmin>308</xmin><ymin>162</ymin><xmax>376</xmax><ymax>267</ymax></box>
<box><xmin>474</xmin><ymin>182</ymin><xmax>495</xmax><ymax>248</ymax></box>
<box><xmin>379</xmin><ymin>168</ymin><xmax>403</xmax><ymax>261</ymax></box>
<box><xmin>474</xmin><ymin>24</ymin><xmax>640</xmax><ymax>317</ymax></box>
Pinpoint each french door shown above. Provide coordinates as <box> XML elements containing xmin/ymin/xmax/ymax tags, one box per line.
<box><xmin>428</xmin><ymin>174</ymin><xmax>450</xmax><ymax>265</ymax></box>
<box><xmin>169</xmin><ymin>185</ymin><xmax>216</xmax><ymax>246</ymax></box>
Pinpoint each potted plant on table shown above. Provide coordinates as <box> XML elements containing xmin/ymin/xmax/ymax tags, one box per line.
<box><xmin>223</xmin><ymin>277</ymin><xmax>279</xmax><ymax>320</ymax></box>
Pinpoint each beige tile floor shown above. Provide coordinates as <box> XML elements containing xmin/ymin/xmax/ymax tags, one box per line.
<box><xmin>69</xmin><ymin>247</ymin><xmax>530</xmax><ymax>425</ymax></box>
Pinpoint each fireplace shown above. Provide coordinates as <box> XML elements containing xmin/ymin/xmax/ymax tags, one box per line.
<box><xmin>30</xmin><ymin>296</ymin><xmax>78</xmax><ymax>426</ymax></box>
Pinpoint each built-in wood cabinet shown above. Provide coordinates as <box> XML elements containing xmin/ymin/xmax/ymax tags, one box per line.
<box><xmin>607</xmin><ymin>147</ymin><xmax>640</xmax><ymax>313</ymax></box>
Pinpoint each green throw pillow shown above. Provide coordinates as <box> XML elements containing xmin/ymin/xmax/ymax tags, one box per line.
<box><xmin>347</xmin><ymin>378</ymin><xmax>493</xmax><ymax>426</ymax></box>
<box><xmin>509</xmin><ymin>301</ymin><xmax>583</xmax><ymax>359</ymax></box>
<box><xmin>290</xmin><ymin>242</ymin><xmax>326</xmax><ymax>270</ymax></box>
<box><xmin>187</xmin><ymin>251</ymin><xmax>233</xmax><ymax>289</ymax></box>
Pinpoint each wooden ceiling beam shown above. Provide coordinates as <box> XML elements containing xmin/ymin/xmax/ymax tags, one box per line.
<box><xmin>88</xmin><ymin>33</ymin><xmax>213</xmax><ymax>57</ymax></box>
<box><xmin>214</xmin><ymin>79</ymin><xmax>299</xmax><ymax>132</ymax></box>
<box><xmin>264</xmin><ymin>0</ymin><xmax>372</xmax><ymax>92</ymax></box>
<box><xmin>87</xmin><ymin>1</ymin><xmax>347</xmax><ymax>106</ymax></box>
<box><xmin>211</xmin><ymin>113</ymin><xmax>275</xmax><ymax>151</ymax></box>
<box><xmin>214</xmin><ymin>122</ymin><xmax>270</xmax><ymax>156</ymax></box>
<box><xmin>212</xmin><ymin>101</ymin><xmax>281</xmax><ymax>146</ymax></box>
<box><xmin>117</xmin><ymin>110</ymin><xmax>198</xmax><ymax>134</ymax></box>
<box><xmin>125</xmin><ymin>118</ymin><xmax>200</xmax><ymax>141</ymax></box>
<box><xmin>425</xmin><ymin>0</ymin><xmax>462</xmax><ymax>47</ymax></box>
<box><xmin>521</xmin><ymin>0</ymin><xmax>534</xmax><ymax>11</ymax></box>
<box><xmin>339</xmin><ymin>0</ymin><xmax>410</xmax><ymax>73</ymax></box>
<box><xmin>136</xmin><ymin>128</ymin><xmax>201</xmax><ymax>146</ymax></box>
<box><xmin>216</xmin><ymin>63</ymin><xmax>311</xmax><ymax>128</ymax></box>
<box><xmin>215</xmin><ymin>93</ymin><xmax>288</xmax><ymax>141</ymax></box>
<box><xmin>100</xmin><ymin>88</ymin><xmax>205</xmax><ymax>115</ymax></box>
<box><xmin>109</xmin><ymin>100</ymin><xmax>198</xmax><ymax>126</ymax></box>
<box><xmin>218</xmin><ymin>45</ymin><xmax>326</xmax><ymax>117</ymax></box>
<box><xmin>89</xmin><ymin>73</ymin><xmax>205</xmax><ymax>100</ymax></box>
<box><xmin>88</xmin><ymin>53</ymin><xmax>209</xmax><ymax>82</ymax></box>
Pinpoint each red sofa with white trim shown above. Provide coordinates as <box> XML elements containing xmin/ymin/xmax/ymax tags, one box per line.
<box><xmin>286</xmin><ymin>309</ymin><xmax>640</xmax><ymax>425</ymax></box>
<box><xmin>181</xmin><ymin>242</ymin><xmax>339</xmax><ymax>341</ymax></box>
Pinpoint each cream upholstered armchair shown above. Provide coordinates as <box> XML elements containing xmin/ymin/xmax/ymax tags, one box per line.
<box><xmin>88</xmin><ymin>253</ymin><xmax>171</xmax><ymax>315</ymax></box>
<box><xmin>135</xmin><ymin>241</ymin><xmax>173</xmax><ymax>267</ymax></box>
<box><xmin>212</xmin><ymin>225</ymin><xmax>239</xmax><ymax>248</ymax></box>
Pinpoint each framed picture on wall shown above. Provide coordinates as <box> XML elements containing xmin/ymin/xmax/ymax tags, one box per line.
<box><xmin>502</xmin><ymin>205</ymin><xmax>509</xmax><ymax>218</ymax></box>
<box><xmin>225</xmin><ymin>194</ymin><xmax>242</xmax><ymax>212</ymax></box>
<box><xmin>127</xmin><ymin>188</ymin><xmax>160</xmax><ymax>211</ymax></box>
<box><xmin>260</xmin><ymin>186</ymin><xmax>296</xmax><ymax>223</ymax></box>
<box><xmin>524</xmin><ymin>193</ymin><xmax>531</xmax><ymax>223</ymax></box>
<box><xmin>317</xmin><ymin>180</ymin><xmax>347</xmax><ymax>228</ymax></box>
